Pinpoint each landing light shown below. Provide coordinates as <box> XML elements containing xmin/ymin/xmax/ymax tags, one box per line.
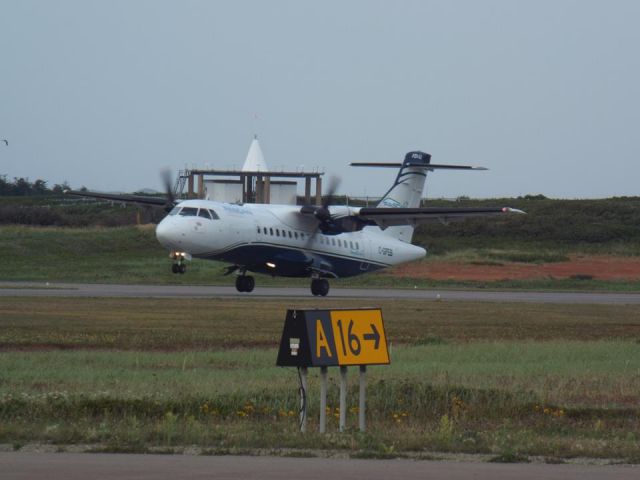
<box><xmin>266</xmin><ymin>262</ymin><xmax>276</xmax><ymax>269</ymax></box>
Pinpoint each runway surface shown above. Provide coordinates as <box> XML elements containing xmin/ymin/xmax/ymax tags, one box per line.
<box><xmin>1</xmin><ymin>281</ymin><xmax>640</xmax><ymax>304</ymax></box>
<box><xmin>1</xmin><ymin>452</ymin><xmax>637</xmax><ymax>480</ymax></box>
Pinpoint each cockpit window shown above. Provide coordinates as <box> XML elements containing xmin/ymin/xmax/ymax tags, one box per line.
<box><xmin>198</xmin><ymin>209</ymin><xmax>212</xmax><ymax>220</ymax></box>
<box><xmin>209</xmin><ymin>209</ymin><xmax>219</xmax><ymax>219</ymax></box>
<box><xmin>168</xmin><ymin>206</ymin><xmax>181</xmax><ymax>216</ymax></box>
<box><xmin>179</xmin><ymin>207</ymin><xmax>198</xmax><ymax>216</ymax></box>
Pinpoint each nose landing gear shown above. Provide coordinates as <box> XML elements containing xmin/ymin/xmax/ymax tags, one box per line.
<box><xmin>170</xmin><ymin>251</ymin><xmax>188</xmax><ymax>275</ymax></box>
<box><xmin>235</xmin><ymin>275</ymin><xmax>255</xmax><ymax>293</ymax></box>
<box><xmin>171</xmin><ymin>263</ymin><xmax>187</xmax><ymax>274</ymax></box>
<box><xmin>310</xmin><ymin>278</ymin><xmax>330</xmax><ymax>297</ymax></box>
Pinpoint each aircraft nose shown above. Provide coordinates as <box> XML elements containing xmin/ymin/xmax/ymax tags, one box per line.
<box><xmin>156</xmin><ymin>219</ymin><xmax>179</xmax><ymax>249</ymax></box>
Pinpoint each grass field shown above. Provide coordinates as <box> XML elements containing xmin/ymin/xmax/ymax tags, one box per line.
<box><xmin>1</xmin><ymin>297</ymin><xmax>639</xmax><ymax>461</ymax></box>
<box><xmin>2</xmin><ymin>225</ymin><xmax>640</xmax><ymax>291</ymax></box>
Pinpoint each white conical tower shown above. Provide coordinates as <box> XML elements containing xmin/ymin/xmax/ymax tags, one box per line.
<box><xmin>242</xmin><ymin>135</ymin><xmax>268</xmax><ymax>172</ymax></box>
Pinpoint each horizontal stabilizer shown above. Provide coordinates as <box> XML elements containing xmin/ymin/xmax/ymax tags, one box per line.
<box><xmin>350</xmin><ymin>162</ymin><xmax>487</xmax><ymax>170</ymax></box>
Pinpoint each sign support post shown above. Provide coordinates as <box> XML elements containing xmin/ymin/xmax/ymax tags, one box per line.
<box><xmin>359</xmin><ymin>365</ymin><xmax>366</xmax><ymax>432</ymax></box>
<box><xmin>299</xmin><ymin>366</ymin><xmax>308</xmax><ymax>433</ymax></box>
<box><xmin>339</xmin><ymin>366</ymin><xmax>347</xmax><ymax>432</ymax></box>
<box><xmin>319</xmin><ymin>366</ymin><xmax>328</xmax><ymax>433</ymax></box>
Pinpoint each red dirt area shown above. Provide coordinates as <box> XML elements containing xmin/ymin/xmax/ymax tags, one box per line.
<box><xmin>388</xmin><ymin>256</ymin><xmax>640</xmax><ymax>281</ymax></box>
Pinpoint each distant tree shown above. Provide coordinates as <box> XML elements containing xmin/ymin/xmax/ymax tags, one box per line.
<box><xmin>12</xmin><ymin>177</ymin><xmax>32</xmax><ymax>196</ymax></box>
<box><xmin>32</xmin><ymin>179</ymin><xmax>50</xmax><ymax>195</ymax></box>
<box><xmin>520</xmin><ymin>194</ymin><xmax>548</xmax><ymax>200</ymax></box>
<box><xmin>0</xmin><ymin>175</ymin><xmax>9</xmax><ymax>195</ymax></box>
<box><xmin>52</xmin><ymin>181</ymin><xmax>71</xmax><ymax>195</ymax></box>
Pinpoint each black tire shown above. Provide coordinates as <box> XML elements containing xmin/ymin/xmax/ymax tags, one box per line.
<box><xmin>245</xmin><ymin>276</ymin><xmax>255</xmax><ymax>292</ymax></box>
<box><xmin>318</xmin><ymin>279</ymin><xmax>330</xmax><ymax>297</ymax></box>
<box><xmin>235</xmin><ymin>276</ymin><xmax>246</xmax><ymax>292</ymax></box>
<box><xmin>311</xmin><ymin>278</ymin><xmax>329</xmax><ymax>296</ymax></box>
<box><xmin>171</xmin><ymin>264</ymin><xmax>180</xmax><ymax>274</ymax></box>
<box><xmin>179</xmin><ymin>264</ymin><xmax>187</xmax><ymax>274</ymax></box>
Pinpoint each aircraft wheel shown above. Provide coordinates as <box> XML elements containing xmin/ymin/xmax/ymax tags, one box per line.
<box><xmin>236</xmin><ymin>276</ymin><xmax>254</xmax><ymax>293</ymax></box>
<box><xmin>179</xmin><ymin>264</ymin><xmax>187</xmax><ymax>274</ymax></box>
<box><xmin>311</xmin><ymin>279</ymin><xmax>330</xmax><ymax>297</ymax></box>
<box><xmin>317</xmin><ymin>279</ymin><xmax>330</xmax><ymax>297</ymax></box>
<box><xmin>171</xmin><ymin>264</ymin><xmax>180</xmax><ymax>274</ymax></box>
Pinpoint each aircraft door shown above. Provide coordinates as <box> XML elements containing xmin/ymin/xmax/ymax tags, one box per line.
<box><xmin>359</xmin><ymin>237</ymin><xmax>372</xmax><ymax>271</ymax></box>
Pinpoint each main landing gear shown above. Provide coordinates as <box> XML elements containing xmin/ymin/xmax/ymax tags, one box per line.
<box><xmin>310</xmin><ymin>278</ymin><xmax>330</xmax><ymax>297</ymax></box>
<box><xmin>235</xmin><ymin>275</ymin><xmax>255</xmax><ymax>293</ymax></box>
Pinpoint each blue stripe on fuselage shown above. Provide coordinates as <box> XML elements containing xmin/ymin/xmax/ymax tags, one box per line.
<box><xmin>194</xmin><ymin>243</ymin><xmax>387</xmax><ymax>278</ymax></box>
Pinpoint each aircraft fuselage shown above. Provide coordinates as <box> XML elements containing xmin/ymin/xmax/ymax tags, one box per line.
<box><xmin>155</xmin><ymin>199</ymin><xmax>426</xmax><ymax>279</ymax></box>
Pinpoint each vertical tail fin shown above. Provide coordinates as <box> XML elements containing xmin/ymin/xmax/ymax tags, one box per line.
<box><xmin>377</xmin><ymin>151</ymin><xmax>431</xmax><ymax>209</ymax></box>
<box><xmin>350</xmin><ymin>151</ymin><xmax>484</xmax><ymax>243</ymax></box>
<box><xmin>374</xmin><ymin>151</ymin><xmax>431</xmax><ymax>242</ymax></box>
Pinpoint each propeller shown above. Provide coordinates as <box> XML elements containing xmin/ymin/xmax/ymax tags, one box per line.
<box><xmin>302</xmin><ymin>175</ymin><xmax>341</xmax><ymax>245</ymax></box>
<box><xmin>160</xmin><ymin>168</ymin><xmax>177</xmax><ymax>212</ymax></box>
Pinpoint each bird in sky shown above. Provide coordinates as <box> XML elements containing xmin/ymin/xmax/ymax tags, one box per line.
<box><xmin>1</xmin><ymin>139</ymin><xmax>7</xmax><ymax>146</ymax></box>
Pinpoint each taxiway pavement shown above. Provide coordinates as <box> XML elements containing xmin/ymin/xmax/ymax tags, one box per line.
<box><xmin>1</xmin><ymin>281</ymin><xmax>640</xmax><ymax>304</ymax></box>
<box><xmin>1</xmin><ymin>452</ymin><xmax>638</xmax><ymax>480</ymax></box>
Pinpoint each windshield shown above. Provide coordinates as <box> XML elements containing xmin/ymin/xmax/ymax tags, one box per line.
<box><xmin>179</xmin><ymin>207</ymin><xmax>198</xmax><ymax>216</ymax></box>
<box><xmin>198</xmin><ymin>209</ymin><xmax>212</xmax><ymax>220</ymax></box>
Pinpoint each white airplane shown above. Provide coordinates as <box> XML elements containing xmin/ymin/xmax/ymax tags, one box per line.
<box><xmin>68</xmin><ymin>151</ymin><xmax>523</xmax><ymax>296</ymax></box>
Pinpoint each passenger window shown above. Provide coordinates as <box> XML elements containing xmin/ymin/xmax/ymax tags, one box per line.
<box><xmin>270</xmin><ymin>228</ymin><xmax>274</xmax><ymax>236</ymax></box>
<box><xmin>179</xmin><ymin>207</ymin><xmax>198</xmax><ymax>216</ymax></box>
<box><xmin>294</xmin><ymin>232</ymin><xmax>299</xmax><ymax>239</ymax></box>
<box><xmin>349</xmin><ymin>241</ymin><xmax>354</xmax><ymax>249</ymax></box>
<box><xmin>288</xmin><ymin>231</ymin><xmax>292</xmax><ymax>238</ymax></box>
<box><xmin>332</xmin><ymin>238</ymin><xmax>336</xmax><ymax>246</ymax></box>
<box><xmin>209</xmin><ymin>209</ymin><xmax>219</xmax><ymax>219</ymax></box>
<box><xmin>169</xmin><ymin>206</ymin><xmax>181</xmax><ymax>216</ymax></box>
<box><xmin>276</xmin><ymin>229</ymin><xmax>280</xmax><ymax>237</ymax></box>
<box><xmin>257</xmin><ymin>226</ymin><xmax>261</xmax><ymax>233</ymax></box>
<box><xmin>356</xmin><ymin>242</ymin><xmax>359</xmax><ymax>249</ymax></box>
<box><xmin>338</xmin><ymin>239</ymin><xmax>342</xmax><ymax>247</ymax></box>
<box><xmin>198</xmin><ymin>209</ymin><xmax>212</xmax><ymax>220</ymax></box>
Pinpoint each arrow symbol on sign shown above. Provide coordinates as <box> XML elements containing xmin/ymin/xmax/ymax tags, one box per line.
<box><xmin>363</xmin><ymin>323</ymin><xmax>380</xmax><ymax>349</ymax></box>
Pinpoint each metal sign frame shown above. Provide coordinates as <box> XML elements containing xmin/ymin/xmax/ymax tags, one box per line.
<box><xmin>277</xmin><ymin>308</ymin><xmax>389</xmax><ymax>433</ymax></box>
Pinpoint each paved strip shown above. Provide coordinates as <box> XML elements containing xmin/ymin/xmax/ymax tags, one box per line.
<box><xmin>1</xmin><ymin>281</ymin><xmax>640</xmax><ymax>304</ymax></box>
<box><xmin>1</xmin><ymin>453</ymin><xmax>637</xmax><ymax>480</ymax></box>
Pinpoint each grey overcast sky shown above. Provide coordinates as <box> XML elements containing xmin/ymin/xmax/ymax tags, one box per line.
<box><xmin>1</xmin><ymin>0</ymin><xmax>639</xmax><ymax>199</ymax></box>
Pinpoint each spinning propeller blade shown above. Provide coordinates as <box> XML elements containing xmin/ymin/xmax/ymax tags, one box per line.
<box><xmin>304</xmin><ymin>175</ymin><xmax>340</xmax><ymax>246</ymax></box>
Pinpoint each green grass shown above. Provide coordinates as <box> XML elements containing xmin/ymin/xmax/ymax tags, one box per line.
<box><xmin>1</xmin><ymin>344</ymin><xmax>639</xmax><ymax>458</ymax></box>
<box><xmin>2</xmin><ymin>297</ymin><xmax>640</xmax><ymax>350</ymax></box>
<box><xmin>1</xmin><ymin>296</ymin><xmax>640</xmax><ymax>460</ymax></box>
<box><xmin>2</xmin><ymin>225</ymin><xmax>640</xmax><ymax>291</ymax></box>
<box><xmin>2</xmin><ymin>343</ymin><xmax>638</xmax><ymax>407</ymax></box>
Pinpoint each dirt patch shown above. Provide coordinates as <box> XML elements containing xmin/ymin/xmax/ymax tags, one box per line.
<box><xmin>388</xmin><ymin>255</ymin><xmax>640</xmax><ymax>281</ymax></box>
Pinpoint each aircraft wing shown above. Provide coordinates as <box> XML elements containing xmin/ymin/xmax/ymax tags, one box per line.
<box><xmin>354</xmin><ymin>206</ymin><xmax>525</xmax><ymax>228</ymax></box>
<box><xmin>65</xmin><ymin>189</ymin><xmax>173</xmax><ymax>208</ymax></box>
